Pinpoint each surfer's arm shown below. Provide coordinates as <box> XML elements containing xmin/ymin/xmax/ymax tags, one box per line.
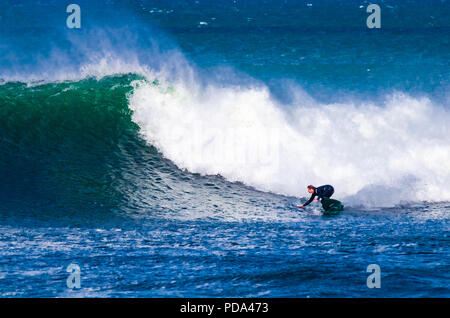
<box><xmin>302</xmin><ymin>194</ymin><xmax>316</xmax><ymax>207</ymax></box>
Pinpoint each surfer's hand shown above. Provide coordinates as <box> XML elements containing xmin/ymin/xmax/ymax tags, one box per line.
<box><xmin>313</xmin><ymin>199</ymin><xmax>318</xmax><ymax>203</ymax></box>
<box><xmin>297</xmin><ymin>205</ymin><xmax>304</xmax><ymax>209</ymax></box>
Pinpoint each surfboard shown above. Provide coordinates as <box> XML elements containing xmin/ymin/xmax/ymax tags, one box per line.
<box><xmin>321</xmin><ymin>198</ymin><xmax>344</xmax><ymax>214</ymax></box>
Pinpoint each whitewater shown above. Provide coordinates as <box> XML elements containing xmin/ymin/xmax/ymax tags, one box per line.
<box><xmin>128</xmin><ymin>65</ymin><xmax>450</xmax><ymax>207</ymax></box>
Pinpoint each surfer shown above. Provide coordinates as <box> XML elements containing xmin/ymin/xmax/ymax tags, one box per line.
<box><xmin>297</xmin><ymin>185</ymin><xmax>334</xmax><ymax>209</ymax></box>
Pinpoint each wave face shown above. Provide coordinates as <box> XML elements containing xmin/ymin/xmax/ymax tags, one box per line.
<box><xmin>0</xmin><ymin>76</ymin><xmax>142</xmax><ymax>214</ymax></box>
<box><xmin>0</xmin><ymin>75</ymin><xmax>295</xmax><ymax>223</ymax></box>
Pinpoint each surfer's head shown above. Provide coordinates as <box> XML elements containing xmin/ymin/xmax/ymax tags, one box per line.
<box><xmin>307</xmin><ymin>185</ymin><xmax>315</xmax><ymax>193</ymax></box>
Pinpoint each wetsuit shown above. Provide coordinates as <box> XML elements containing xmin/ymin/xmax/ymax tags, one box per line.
<box><xmin>303</xmin><ymin>185</ymin><xmax>334</xmax><ymax>207</ymax></box>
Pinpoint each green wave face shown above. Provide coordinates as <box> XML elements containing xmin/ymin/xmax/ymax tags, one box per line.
<box><xmin>0</xmin><ymin>74</ymin><xmax>242</xmax><ymax>221</ymax></box>
<box><xmin>0</xmin><ymin>74</ymin><xmax>163</xmax><ymax>216</ymax></box>
<box><xmin>0</xmin><ymin>75</ymin><xmax>140</xmax><ymax>147</ymax></box>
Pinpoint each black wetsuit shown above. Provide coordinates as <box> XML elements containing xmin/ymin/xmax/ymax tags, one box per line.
<box><xmin>303</xmin><ymin>185</ymin><xmax>334</xmax><ymax>207</ymax></box>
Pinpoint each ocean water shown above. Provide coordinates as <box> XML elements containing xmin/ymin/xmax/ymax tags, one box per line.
<box><xmin>0</xmin><ymin>0</ymin><xmax>449</xmax><ymax>297</ymax></box>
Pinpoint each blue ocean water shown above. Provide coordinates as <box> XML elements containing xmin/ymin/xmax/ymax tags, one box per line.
<box><xmin>0</xmin><ymin>0</ymin><xmax>449</xmax><ymax>297</ymax></box>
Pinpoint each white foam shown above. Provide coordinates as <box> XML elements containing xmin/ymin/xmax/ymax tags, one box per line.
<box><xmin>128</xmin><ymin>69</ymin><xmax>450</xmax><ymax>207</ymax></box>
